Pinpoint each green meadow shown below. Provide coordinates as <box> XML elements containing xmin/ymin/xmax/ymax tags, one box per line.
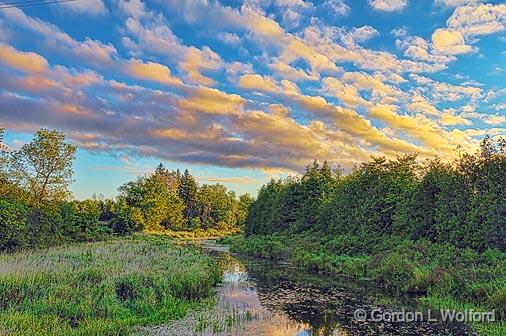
<box><xmin>0</xmin><ymin>236</ymin><xmax>220</xmax><ymax>335</ymax></box>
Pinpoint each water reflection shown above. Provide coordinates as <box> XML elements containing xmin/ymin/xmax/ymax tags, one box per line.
<box><xmin>206</xmin><ymin>241</ymin><xmax>473</xmax><ymax>336</ymax></box>
<box><xmin>138</xmin><ymin>241</ymin><xmax>474</xmax><ymax>336</ymax></box>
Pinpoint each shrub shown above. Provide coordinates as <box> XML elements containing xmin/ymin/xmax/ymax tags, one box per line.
<box><xmin>0</xmin><ymin>198</ymin><xmax>29</xmax><ymax>252</ymax></box>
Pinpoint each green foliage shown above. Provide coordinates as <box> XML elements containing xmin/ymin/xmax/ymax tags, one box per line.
<box><xmin>0</xmin><ymin>128</ymin><xmax>6</xmax><ymax>182</ymax></box>
<box><xmin>60</xmin><ymin>200</ymin><xmax>106</xmax><ymax>241</ymax></box>
<box><xmin>118</xmin><ymin>164</ymin><xmax>249</xmax><ymax>235</ymax></box>
<box><xmin>226</xmin><ymin>232</ymin><xmax>506</xmax><ymax>329</ymax></box>
<box><xmin>5</xmin><ymin>129</ymin><xmax>76</xmax><ymax>205</ymax></box>
<box><xmin>464</xmin><ymin>139</ymin><xmax>506</xmax><ymax>251</ymax></box>
<box><xmin>179</xmin><ymin>169</ymin><xmax>198</xmax><ymax>225</ymax></box>
<box><xmin>236</xmin><ymin>193</ymin><xmax>254</xmax><ymax>228</ymax></box>
<box><xmin>119</xmin><ymin>173</ymin><xmax>185</xmax><ymax>231</ymax></box>
<box><xmin>0</xmin><ymin>128</ymin><xmax>247</xmax><ymax>252</ymax></box>
<box><xmin>0</xmin><ymin>197</ymin><xmax>111</xmax><ymax>252</ymax></box>
<box><xmin>245</xmin><ymin>139</ymin><xmax>505</xmax><ymax>251</ymax></box>
<box><xmin>237</xmin><ymin>142</ymin><xmax>504</xmax><ymax>335</ymax></box>
<box><xmin>196</xmin><ymin>184</ymin><xmax>236</xmax><ymax>229</ymax></box>
<box><xmin>107</xmin><ymin>201</ymin><xmax>144</xmax><ymax>236</ymax></box>
<box><xmin>0</xmin><ymin>129</ymin><xmax>115</xmax><ymax>251</ymax></box>
<box><xmin>246</xmin><ymin>161</ymin><xmax>338</xmax><ymax>235</ymax></box>
<box><xmin>0</xmin><ymin>236</ymin><xmax>221</xmax><ymax>335</ymax></box>
<box><xmin>0</xmin><ymin>197</ymin><xmax>29</xmax><ymax>252</ymax></box>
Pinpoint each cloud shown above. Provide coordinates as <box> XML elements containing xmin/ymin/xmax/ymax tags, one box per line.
<box><xmin>435</xmin><ymin>0</ymin><xmax>482</xmax><ymax>7</ymax></box>
<box><xmin>196</xmin><ymin>176</ymin><xmax>262</xmax><ymax>185</ymax></box>
<box><xmin>0</xmin><ymin>8</ymin><xmax>117</xmax><ymax>66</ymax></box>
<box><xmin>122</xmin><ymin>16</ymin><xmax>185</xmax><ymax>56</ymax></box>
<box><xmin>238</xmin><ymin>74</ymin><xmax>281</xmax><ymax>93</ymax></box>
<box><xmin>0</xmin><ymin>0</ymin><xmax>496</xmax><ymax>174</ymax></box>
<box><xmin>446</xmin><ymin>3</ymin><xmax>506</xmax><ymax>36</ymax></box>
<box><xmin>268</xmin><ymin>61</ymin><xmax>318</xmax><ymax>81</ymax></box>
<box><xmin>480</xmin><ymin>114</ymin><xmax>505</xmax><ymax>125</ymax></box>
<box><xmin>440</xmin><ymin>111</ymin><xmax>472</xmax><ymax>126</ymax></box>
<box><xmin>341</xmin><ymin>26</ymin><xmax>380</xmax><ymax>46</ymax></box>
<box><xmin>118</xmin><ymin>0</ymin><xmax>147</xmax><ymax>19</ymax></box>
<box><xmin>301</xmin><ymin>23</ymin><xmax>447</xmax><ymax>73</ymax></box>
<box><xmin>397</xmin><ymin>36</ymin><xmax>455</xmax><ymax>63</ymax></box>
<box><xmin>177</xmin><ymin>87</ymin><xmax>245</xmax><ymax>115</ymax></box>
<box><xmin>0</xmin><ymin>43</ymin><xmax>48</xmax><ymax>73</ymax></box>
<box><xmin>341</xmin><ymin>71</ymin><xmax>405</xmax><ymax>102</ymax></box>
<box><xmin>323</xmin><ymin>0</ymin><xmax>351</xmax><ymax>17</ymax></box>
<box><xmin>391</xmin><ymin>27</ymin><xmax>408</xmax><ymax>37</ymax></box>
<box><xmin>368</xmin><ymin>0</ymin><xmax>408</xmax><ymax>12</ymax></box>
<box><xmin>430</xmin><ymin>3</ymin><xmax>506</xmax><ymax>56</ymax></box>
<box><xmin>369</xmin><ymin>104</ymin><xmax>462</xmax><ymax>154</ymax></box>
<box><xmin>407</xmin><ymin>94</ymin><xmax>441</xmax><ymax>116</ymax></box>
<box><xmin>431</xmin><ymin>29</ymin><xmax>473</xmax><ymax>54</ymax></box>
<box><xmin>273</xmin><ymin>0</ymin><xmax>314</xmax><ymax>29</ymax></box>
<box><xmin>218</xmin><ymin>32</ymin><xmax>241</xmax><ymax>45</ymax></box>
<box><xmin>124</xmin><ymin>59</ymin><xmax>182</xmax><ymax>86</ymax></box>
<box><xmin>409</xmin><ymin>74</ymin><xmax>482</xmax><ymax>103</ymax></box>
<box><xmin>178</xmin><ymin>46</ymin><xmax>223</xmax><ymax>86</ymax></box>
<box><xmin>121</xmin><ymin>6</ymin><xmax>225</xmax><ymax>86</ymax></box>
<box><xmin>59</xmin><ymin>0</ymin><xmax>106</xmax><ymax>15</ymax></box>
<box><xmin>323</xmin><ymin>77</ymin><xmax>368</xmax><ymax>107</ymax></box>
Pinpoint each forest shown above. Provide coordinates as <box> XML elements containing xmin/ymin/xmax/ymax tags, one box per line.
<box><xmin>223</xmin><ymin>136</ymin><xmax>505</xmax><ymax>334</ymax></box>
<box><xmin>245</xmin><ymin>136</ymin><xmax>505</xmax><ymax>252</ymax></box>
<box><xmin>0</xmin><ymin>128</ymin><xmax>252</xmax><ymax>252</ymax></box>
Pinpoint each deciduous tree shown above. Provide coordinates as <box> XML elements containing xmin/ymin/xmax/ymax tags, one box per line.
<box><xmin>7</xmin><ymin>129</ymin><xmax>76</xmax><ymax>205</ymax></box>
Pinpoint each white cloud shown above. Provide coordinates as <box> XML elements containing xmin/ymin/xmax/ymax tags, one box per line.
<box><xmin>324</xmin><ymin>0</ymin><xmax>351</xmax><ymax>16</ymax></box>
<box><xmin>368</xmin><ymin>0</ymin><xmax>408</xmax><ymax>12</ymax></box>
<box><xmin>59</xmin><ymin>0</ymin><xmax>106</xmax><ymax>15</ymax></box>
<box><xmin>118</xmin><ymin>0</ymin><xmax>147</xmax><ymax>19</ymax></box>
<box><xmin>447</xmin><ymin>3</ymin><xmax>506</xmax><ymax>37</ymax></box>
<box><xmin>391</xmin><ymin>27</ymin><xmax>408</xmax><ymax>37</ymax></box>
<box><xmin>435</xmin><ymin>0</ymin><xmax>482</xmax><ymax>7</ymax></box>
<box><xmin>397</xmin><ymin>35</ymin><xmax>455</xmax><ymax>63</ymax></box>
<box><xmin>430</xmin><ymin>3</ymin><xmax>506</xmax><ymax>56</ymax></box>
<box><xmin>272</xmin><ymin>0</ymin><xmax>314</xmax><ymax>29</ymax></box>
<box><xmin>1</xmin><ymin>8</ymin><xmax>117</xmax><ymax>66</ymax></box>
<box><xmin>431</xmin><ymin>29</ymin><xmax>474</xmax><ymax>54</ymax></box>
<box><xmin>346</xmin><ymin>26</ymin><xmax>380</xmax><ymax>43</ymax></box>
<box><xmin>218</xmin><ymin>32</ymin><xmax>241</xmax><ymax>45</ymax></box>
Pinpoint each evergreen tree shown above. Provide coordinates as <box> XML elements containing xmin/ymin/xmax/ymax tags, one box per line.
<box><xmin>179</xmin><ymin>169</ymin><xmax>198</xmax><ymax>226</ymax></box>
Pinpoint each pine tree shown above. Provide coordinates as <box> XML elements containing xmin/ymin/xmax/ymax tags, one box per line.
<box><xmin>179</xmin><ymin>169</ymin><xmax>198</xmax><ymax>226</ymax></box>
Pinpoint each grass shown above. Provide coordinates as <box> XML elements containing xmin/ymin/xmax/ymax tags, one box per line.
<box><xmin>221</xmin><ymin>233</ymin><xmax>506</xmax><ymax>335</ymax></box>
<box><xmin>0</xmin><ymin>235</ymin><xmax>221</xmax><ymax>335</ymax></box>
<box><xmin>147</xmin><ymin>227</ymin><xmax>241</xmax><ymax>240</ymax></box>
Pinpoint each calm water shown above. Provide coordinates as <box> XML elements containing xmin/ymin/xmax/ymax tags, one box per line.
<box><xmin>139</xmin><ymin>241</ymin><xmax>475</xmax><ymax>336</ymax></box>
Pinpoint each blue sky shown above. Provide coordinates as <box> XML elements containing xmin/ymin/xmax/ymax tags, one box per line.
<box><xmin>0</xmin><ymin>0</ymin><xmax>505</xmax><ymax>199</ymax></box>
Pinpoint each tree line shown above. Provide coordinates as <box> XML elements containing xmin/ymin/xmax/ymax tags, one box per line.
<box><xmin>245</xmin><ymin>137</ymin><xmax>505</xmax><ymax>252</ymax></box>
<box><xmin>111</xmin><ymin>164</ymin><xmax>253</xmax><ymax>234</ymax></box>
<box><xmin>0</xmin><ymin>128</ymin><xmax>252</xmax><ymax>251</ymax></box>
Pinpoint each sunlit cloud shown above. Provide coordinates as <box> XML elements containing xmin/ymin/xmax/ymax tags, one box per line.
<box><xmin>368</xmin><ymin>0</ymin><xmax>408</xmax><ymax>12</ymax></box>
<box><xmin>0</xmin><ymin>0</ymin><xmax>504</xmax><ymax>185</ymax></box>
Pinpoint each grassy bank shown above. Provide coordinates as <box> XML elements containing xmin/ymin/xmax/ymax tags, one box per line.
<box><xmin>220</xmin><ymin>233</ymin><xmax>506</xmax><ymax>335</ymax></box>
<box><xmin>147</xmin><ymin>227</ymin><xmax>241</xmax><ymax>240</ymax></box>
<box><xmin>0</xmin><ymin>235</ymin><xmax>221</xmax><ymax>335</ymax></box>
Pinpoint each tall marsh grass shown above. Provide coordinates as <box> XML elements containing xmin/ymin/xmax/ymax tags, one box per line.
<box><xmin>0</xmin><ymin>235</ymin><xmax>221</xmax><ymax>335</ymax></box>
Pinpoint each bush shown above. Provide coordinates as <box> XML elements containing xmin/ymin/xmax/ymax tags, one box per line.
<box><xmin>0</xmin><ymin>198</ymin><xmax>29</xmax><ymax>252</ymax></box>
<box><xmin>369</xmin><ymin>252</ymin><xmax>416</xmax><ymax>292</ymax></box>
<box><xmin>108</xmin><ymin>205</ymin><xmax>144</xmax><ymax>236</ymax></box>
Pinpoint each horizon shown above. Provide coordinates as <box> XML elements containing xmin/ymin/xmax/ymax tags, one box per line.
<box><xmin>0</xmin><ymin>0</ymin><xmax>505</xmax><ymax>200</ymax></box>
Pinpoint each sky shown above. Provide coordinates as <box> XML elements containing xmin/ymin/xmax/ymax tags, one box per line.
<box><xmin>0</xmin><ymin>0</ymin><xmax>505</xmax><ymax>199</ymax></box>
